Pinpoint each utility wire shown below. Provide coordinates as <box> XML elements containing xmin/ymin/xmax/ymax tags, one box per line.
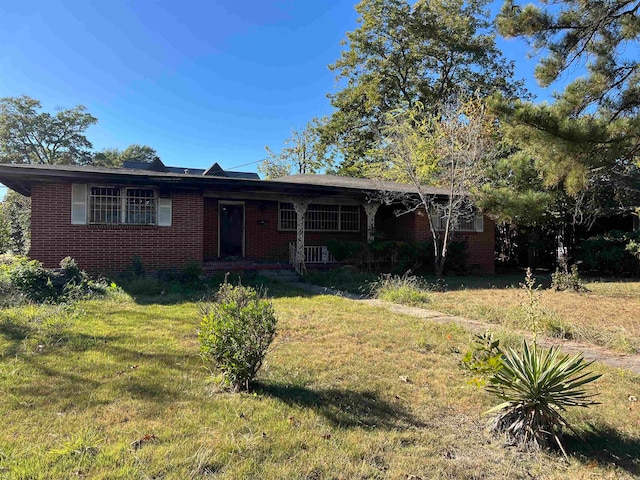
<box><xmin>226</xmin><ymin>158</ymin><xmax>267</xmax><ymax>171</ymax></box>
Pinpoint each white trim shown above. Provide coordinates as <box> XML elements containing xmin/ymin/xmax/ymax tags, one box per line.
<box><xmin>278</xmin><ymin>202</ymin><xmax>360</xmax><ymax>232</ymax></box>
<box><xmin>218</xmin><ymin>201</ymin><xmax>245</xmax><ymax>258</ymax></box>
<box><xmin>71</xmin><ymin>184</ymin><xmax>87</xmax><ymax>225</ymax></box>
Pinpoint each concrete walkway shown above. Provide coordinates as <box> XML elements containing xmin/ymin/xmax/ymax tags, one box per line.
<box><xmin>289</xmin><ymin>280</ymin><xmax>640</xmax><ymax>375</ymax></box>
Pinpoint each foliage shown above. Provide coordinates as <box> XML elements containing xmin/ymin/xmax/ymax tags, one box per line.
<box><xmin>551</xmin><ymin>263</ymin><xmax>588</xmax><ymax>292</ymax></box>
<box><xmin>0</xmin><ymin>95</ymin><xmax>97</xmax><ymax>165</ymax></box>
<box><xmin>326</xmin><ymin>239</ymin><xmax>468</xmax><ymax>274</ymax></box>
<box><xmin>461</xmin><ymin>332</ymin><xmax>503</xmax><ymax>378</ymax></box>
<box><xmin>493</xmin><ymin>0</ymin><xmax>640</xmax><ymax>215</ymax></box>
<box><xmin>0</xmin><ymin>191</ymin><xmax>30</xmax><ymax>255</ymax></box>
<box><xmin>577</xmin><ymin>230</ymin><xmax>640</xmax><ymax>275</ymax></box>
<box><xmin>486</xmin><ymin>341</ymin><xmax>601</xmax><ymax>454</ymax></box>
<box><xmin>320</xmin><ymin>0</ymin><xmax>522</xmax><ymax>172</ymax></box>
<box><xmin>199</xmin><ymin>282</ymin><xmax>277</xmax><ymax>392</ymax></box>
<box><xmin>260</xmin><ymin>120</ymin><xmax>334</xmax><ymax>178</ymax></box>
<box><xmin>0</xmin><ymin>254</ymin><xmax>105</xmax><ymax>304</ymax></box>
<box><xmin>92</xmin><ymin>144</ymin><xmax>161</xmax><ymax>168</ymax></box>
<box><xmin>368</xmin><ymin>272</ymin><xmax>432</xmax><ymax>305</ymax></box>
<box><xmin>368</xmin><ymin>98</ymin><xmax>497</xmax><ymax>276</ymax></box>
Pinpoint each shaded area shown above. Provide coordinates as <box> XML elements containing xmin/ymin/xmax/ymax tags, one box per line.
<box><xmin>565</xmin><ymin>424</ymin><xmax>640</xmax><ymax>476</ymax></box>
<box><xmin>117</xmin><ymin>273</ymin><xmax>316</xmax><ymax>306</ymax></box>
<box><xmin>256</xmin><ymin>382</ymin><xmax>426</xmax><ymax>430</ymax></box>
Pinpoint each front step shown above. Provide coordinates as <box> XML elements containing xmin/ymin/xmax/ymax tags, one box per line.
<box><xmin>259</xmin><ymin>269</ymin><xmax>300</xmax><ymax>282</ymax></box>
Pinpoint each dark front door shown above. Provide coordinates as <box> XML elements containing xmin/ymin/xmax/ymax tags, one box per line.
<box><xmin>219</xmin><ymin>203</ymin><xmax>244</xmax><ymax>258</ymax></box>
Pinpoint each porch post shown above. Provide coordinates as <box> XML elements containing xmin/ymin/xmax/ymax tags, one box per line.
<box><xmin>290</xmin><ymin>197</ymin><xmax>312</xmax><ymax>275</ymax></box>
<box><xmin>363</xmin><ymin>202</ymin><xmax>380</xmax><ymax>244</ymax></box>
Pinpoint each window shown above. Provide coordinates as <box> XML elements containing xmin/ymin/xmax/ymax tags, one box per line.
<box><xmin>87</xmin><ymin>186</ymin><xmax>156</xmax><ymax>225</ymax></box>
<box><xmin>279</xmin><ymin>203</ymin><xmax>360</xmax><ymax>232</ymax></box>
<box><xmin>429</xmin><ymin>205</ymin><xmax>483</xmax><ymax>232</ymax></box>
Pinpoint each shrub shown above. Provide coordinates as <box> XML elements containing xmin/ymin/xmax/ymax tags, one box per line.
<box><xmin>179</xmin><ymin>260</ymin><xmax>203</xmax><ymax>284</ymax></box>
<box><xmin>326</xmin><ymin>239</ymin><xmax>468</xmax><ymax>274</ymax></box>
<box><xmin>368</xmin><ymin>272</ymin><xmax>432</xmax><ymax>305</ymax></box>
<box><xmin>199</xmin><ymin>282</ymin><xmax>277</xmax><ymax>392</ymax></box>
<box><xmin>461</xmin><ymin>332</ymin><xmax>503</xmax><ymax>378</ymax></box>
<box><xmin>551</xmin><ymin>264</ymin><xmax>588</xmax><ymax>292</ymax></box>
<box><xmin>577</xmin><ymin>230</ymin><xmax>640</xmax><ymax>275</ymax></box>
<box><xmin>486</xmin><ymin>341</ymin><xmax>601</xmax><ymax>455</ymax></box>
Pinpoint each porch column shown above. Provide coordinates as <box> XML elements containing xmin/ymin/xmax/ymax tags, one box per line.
<box><xmin>290</xmin><ymin>197</ymin><xmax>312</xmax><ymax>275</ymax></box>
<box><xmin>363</xmin><ymin>202</ymin><xmax>380</xmax><ymax>244</ymax></box>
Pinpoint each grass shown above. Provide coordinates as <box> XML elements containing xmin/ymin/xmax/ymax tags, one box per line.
<box><xmin>1</xmin><ymin>279</ymin><xmax>640</xmax><ymax>478</ymax></box>
<box><xmin>307</xmin><ymin>270</ymin><xmax>640</xmax><ymax>354</ymax></box>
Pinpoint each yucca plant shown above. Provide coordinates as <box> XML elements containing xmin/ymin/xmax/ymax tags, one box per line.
<box><xmin>486</xmin><ymin>341</ymin><xmax>601</xmax><ymax>456</ymax></box>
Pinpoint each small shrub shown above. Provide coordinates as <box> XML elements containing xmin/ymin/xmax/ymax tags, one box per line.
<box><xmin>199</xmin><ymin>282</ymin><xmax>277</xmax><ymax>392</ymax></box>
<box><xmin>179</xmin><ymin>260</ymin><xmax>203</xmax><ymax>284</ymax></box>
<box><xmin>486</xmin><ymin>341</ymin><xmax>601</xmax><ymax>455</ymax></box>
<box><xmin>368</xmin><ymin>272</ymin><xmax>431</xmax><ymax>306</ymax></box>
<box><xmin>551</xmin><ymin>264</ymin><xmax>588</xmax><ymax>292</ymax></box>
<box><xmin>460</xmin><ymin>332</ymin><xmax>503</xmax><ymax>378</ymax></box>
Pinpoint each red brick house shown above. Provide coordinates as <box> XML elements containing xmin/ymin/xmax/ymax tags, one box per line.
<box><xmin>0</xmin><ymin>162</ymin><xmax>495</xmax><ymax>274</ymax></box>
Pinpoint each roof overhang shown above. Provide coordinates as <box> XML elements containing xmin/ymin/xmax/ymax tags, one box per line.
<box><xmin>0</xmin><ymin>164</ymin><xmax>446</xmax><ymax>202</ymax></box>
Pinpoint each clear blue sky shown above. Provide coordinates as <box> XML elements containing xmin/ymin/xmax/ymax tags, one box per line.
<box><xmin>0</xmin><ymin>0</ymin><xmax>551</xmax><ymax>200</ymax></box>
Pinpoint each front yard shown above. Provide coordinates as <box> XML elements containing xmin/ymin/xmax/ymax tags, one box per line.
<box><xmin>1</xmin><ymin>279</ymin><xmax>639</xmax><ymax>478</ymax></box>
<box><xmin>307</xmin><ymin>271</ymin><xmax>640</xmax><ymax>354</ymax></box>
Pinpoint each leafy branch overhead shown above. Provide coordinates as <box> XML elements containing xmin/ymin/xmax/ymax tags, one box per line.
<box><xmin>319</xmin><ymin>0</ymin><xmax>524</xmax><ymax>174</ymax></box>
<box><xmin>493</xmin><ymin>0</ymin><xmax>640</xmax><ymax>212</ymax></box>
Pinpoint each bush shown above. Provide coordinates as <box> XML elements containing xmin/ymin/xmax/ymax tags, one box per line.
<box><xmin>461</xmin><ymin>332</ymin><xmax>503</xmax><ymax>378</ymax></box>
<box><xmin>577</xmin><ymin>230</ymin><xmax>640</xmax><ymax>275</ymax></box>
<box><xmin>199</xmin><ymin>282</ymin><xmax>277</xmax><ymax>392</ymax></box>
<box><xmin>486</xmin><ymin>341</ymin><xmax>600</xmax><ymax>454</ymax></box>
<box><xmin>368</xmin><ymin>272</ymin><xmax>432</xmax><ymax>306</ymax></box>
<box><xmin>0</xmin><ymin>254</ymin><xmax>104</xmax><ymax>304</ymax></box>
<box><xmin>551</xmin><ymin>264</ymin><xmax>588</xmax><ymax>292</ymax></box>
<box><xmin>326</xmin><ymin>239</ymin><xmax>468</xmax><ymax>274</ymax></box>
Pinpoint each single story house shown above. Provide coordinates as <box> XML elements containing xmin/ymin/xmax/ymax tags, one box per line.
<box><xmin>0</xmin><ymin>161</ymin><xmax>495</xmax><ymax>274</ymax></box>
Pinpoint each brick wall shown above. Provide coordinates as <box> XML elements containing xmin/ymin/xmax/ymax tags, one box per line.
<box><xmin>203</xmin><ymin>199</ymin><xmax>367</xmax><ymax>261</ymax></box>
<box><xmin>30</xmin><ymin>183</ymin><xmax>204</xmax><ymax>274</ymax></box>
<box><xmin>397</xmin><ymin>206</ymin><xmax>495</xmax><ymax>273</ymax></box>
<box><xmin>30</xmin><ymin>184</ymin><xmax>495</xmax><ymax>274</ymax></box>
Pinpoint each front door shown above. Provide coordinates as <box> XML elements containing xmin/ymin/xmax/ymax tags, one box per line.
<box><xmin>219</xmin><ymin>203</ymin><xmax>244</xmax><ymax>258</ymax></box>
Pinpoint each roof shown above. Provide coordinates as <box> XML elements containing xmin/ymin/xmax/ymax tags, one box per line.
<box><xmin>121</xmin><ymin>159</ymin><xmax>259</xmax><ymax>180</ymax></box>
<box><xmin>275</xmin><ymin>174</ymin><xmax>449</xmax><ymax>195</ymax></box>
<box><xmin>0</xmin><ymin>163</ymin><xmax>447</xmax><ymax>200</ymax></box>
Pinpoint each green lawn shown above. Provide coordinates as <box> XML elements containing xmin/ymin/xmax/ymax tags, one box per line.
<box><xmin>1</xmin><ymin>281</ymin><xmax>639</xmax><ymax>478</ymax></box>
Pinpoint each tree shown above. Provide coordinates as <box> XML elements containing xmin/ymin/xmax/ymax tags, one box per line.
<box><xmin>93</xmin><ymin>144</ymin><xmax>161</xmax><ymax>168</ymax></box>
<box><xmin>119</xmin><ymin>144</ymin><xmax>160</xmax><ymax>164</ymax></box>
<box><xmin>369</xmin><ymin>98</ymin><xmax>497</xmax><ymax>276</ymax></box>
<box><xmin>259</xmin><ymin>121</ymin><xmax>334</xmax><ymax>178</ymax></box>
<box><xmin>493</xmin><ymin>0</ymin><xmax>640</xmax><ymax>212</ymax></box>
<box><xmin>0</xmin><ymin>96</ymin><xmax>97</xmax><ymax>165</ymax></box>
<box><xmin>0</xmin><ymin>191</ymin><xmax>30</xmax><ymax>254</ymax></box>
<box><xmin>320</xmin><ymin>0</ymin><xmax>522</xmax><ymax>175</ymax></box>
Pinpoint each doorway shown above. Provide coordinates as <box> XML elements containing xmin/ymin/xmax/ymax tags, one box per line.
<box><xmin>219</xmin><ymin>202</ymin><xmax>245</xmax><ymax>258</ymax></box>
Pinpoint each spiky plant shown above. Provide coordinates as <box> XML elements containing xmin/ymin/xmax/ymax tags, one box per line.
<box><xmin>486</xmin><ymin>341</ymin><xmax>601</xmax><ymax>456</ymax></box>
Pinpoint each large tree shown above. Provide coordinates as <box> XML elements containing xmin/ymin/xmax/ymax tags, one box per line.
<box><xmin>260</xmin><ymin>121</ymin><xmax>334</xmax><ymax>178</ymax></box>
<box><xmin>93</xmin><ymin>144</ymin><xmax>161</xmax><ymax>168</ymax></box>
<box><xmin>321</xmin><ymin>0</ymin><xmax>522</xmax><ymax>175</ymax></box>
<box><xmin>0</xmin><ymin>96</ymin><xmax>97</xmax><ymax>165</ymax></box>
<box><xmin>494</xmin><ymin>0</ymin><xmax>640</xmax><ymax>215</ymax></box>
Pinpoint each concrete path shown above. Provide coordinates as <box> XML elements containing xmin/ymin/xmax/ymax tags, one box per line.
<box><xmin>288</xmin><ymin>281</ymin><xmax>640</xmax><ymax>375</ymax></box>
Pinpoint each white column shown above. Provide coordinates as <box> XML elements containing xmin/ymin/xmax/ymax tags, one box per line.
<box><xmin>363</xmin><ymin>202</ymin><xmax>380</xmax><ymax>244</ymax></box>
<box><xmin>290</xmin><ymin>197</ymin><xmax>312</xmax><ymax>275</ymax></box>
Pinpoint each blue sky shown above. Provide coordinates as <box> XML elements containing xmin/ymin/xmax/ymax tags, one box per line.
<box><xmin>0</xmin><ymin>0</ymin><xmax>551</xmax><ymax>200</ymax></box>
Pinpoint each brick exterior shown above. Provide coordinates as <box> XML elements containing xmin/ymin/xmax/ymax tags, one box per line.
<box><xmin>29</xmin><ymin>183</ymin><xmax>495</xmax><ymax>274</ymax></box>
<box><xmin>203</xmin><ymin>199</ymin><xmax>366</xmax><ymax>261</ymax></box>
<box><xmin>30</xmin><ymin>183</ymin><xmax>203</xmax><ymax>273</ymax></box>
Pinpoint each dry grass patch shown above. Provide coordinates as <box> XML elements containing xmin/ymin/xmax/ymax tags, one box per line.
<box><xmin>0</xmin><ymin>286</ymin><xmax>639</xmax><ymax>478</ymax></box>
